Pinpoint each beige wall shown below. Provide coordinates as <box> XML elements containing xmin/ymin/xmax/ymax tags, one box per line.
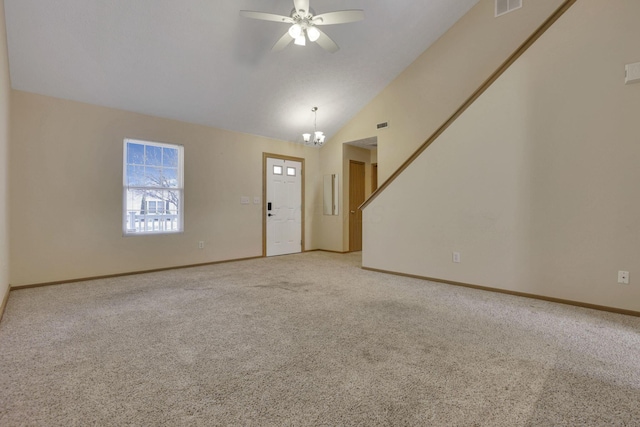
<box><xmin>320</xmin><ymin>0</ymin><xmax>565</xmax><ymax>252</ymax></box>
<box><xmin>10</xmin><ymin>91</ymin><xmax>320</xmax><ymax>286</ymax></box>
<box><xmin>363</xmin><ymin>0</ymin><xmax>640</xmax><ymax>312</ymax></box>
<box><xmin>0</xmin><ymin>0</ymin><xmax>10</xmax><ymax>303</ymax></box>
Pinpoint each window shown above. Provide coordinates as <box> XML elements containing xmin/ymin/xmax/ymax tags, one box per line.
<box><xmin>287</xmin><ymin>167</ymin><xmax>296</xmax><ymax>176</ymax></box>
<box><xmin>273</xmin><ymin>165</ymin><xmax>283</xmax><ymax>175</ymax></box>
<box><xmin>147</xmin><ymin>200</ymin><xmax>168</xmax><ymax>215</ymax></box>
<box><xmin>147</xmin><ymin>200</ymin><xmax>157</xmax><ymax>214</ymax></box>
<box><xmin>123</xmin><ymin>139</ymin><xmax>184</xmax><ymax>235</ymax></box>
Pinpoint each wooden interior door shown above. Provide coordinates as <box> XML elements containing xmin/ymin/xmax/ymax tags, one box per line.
<box><xmin>349</xmin><ymin>160</ymin><xmax>365</xmax><ymax>252</ymax></box>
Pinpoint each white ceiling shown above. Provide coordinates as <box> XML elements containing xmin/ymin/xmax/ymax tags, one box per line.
<box><xmin>4</xmin><ymin>0</ymin><xmax>479</xmax><ymax>144</ymax></box>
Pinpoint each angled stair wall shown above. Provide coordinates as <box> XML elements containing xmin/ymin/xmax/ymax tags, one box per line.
<box><xmin>319</xmin><ymin>0</ymin><xmax>568</xmax><ymax>252</ymax></box>
<box><xmin>362</xmin><ymin>0</ymin><xmax>640</xmax><ymax>314</ymax></box>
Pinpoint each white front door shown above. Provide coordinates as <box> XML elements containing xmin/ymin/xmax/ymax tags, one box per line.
<box><xmin>266</xmin><ymin>157</ymin><xmax>302</xmax><ymax>256</ymax></box>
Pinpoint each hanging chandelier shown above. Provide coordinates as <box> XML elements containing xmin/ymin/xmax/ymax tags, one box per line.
<box><xmin>303</xmin><ymin>107</ymin><xmax>325</xmax><ymax>146</ymax></box>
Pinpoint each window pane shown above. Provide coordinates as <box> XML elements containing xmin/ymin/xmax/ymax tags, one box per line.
<box><xmin>140</xmin><ymin>190</ymin><xmax>151</xmax><ymax>213</ymax></box>
<box><xmin>165</xmin><ymin>190</ymin><xmax>180</xmax><ymax>214</ymax></box>
<box><xmin>134</xmin><ymin>189</ymin><xmax>147</xmax><ymax>213</ymax></box>
<box><xmin>162</xmin><ymin>167</ymin><xmax>178</xmax><ymax>188</ymax></box>
<box><xmin>127</xmin><ymin>143</ymin><xmax>145</xmax><ymax>165</ymax></box>
<box><xmin>145</xmin><ymin>166</ymin><xmax>162</xmax><ymax>187</ymax></box>
<box><xmin>125</xmin><ymin>189</ymin><xmax>140</xmax><ymax>215</ymax></box>
<box><xmin>287</xmin><ymin>167</ymin><xmax>296</xmax><ymax>176</ymax></box>
<box><xmin>163</xmin><ymin>147</ymin><xmax>178</xmax><ymax>168</ymax></box>
<box><xmin>125</xmin><ymin>189</ymin><xmax>154</xmax><ymax>233</ymax></box>
<box><xmin>273</xmin><ymin>165</ymin><xmax>283</xmax><ymax>175</ymax></box>
<box><xmin>145</xmin><ymin>145</ymin><xmax>162</xmax><ymax>166</ymax></box>
<box><xmin>126</xmin><ymin>165</ymin><xmax>145</xmax><ymax>186</ymax></box>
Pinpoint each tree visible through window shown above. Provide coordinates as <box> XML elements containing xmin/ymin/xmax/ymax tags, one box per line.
<box><xmin>123</xmin><ymin>139</ymin><xmax>184</xmax><ymax>234</ymax></box>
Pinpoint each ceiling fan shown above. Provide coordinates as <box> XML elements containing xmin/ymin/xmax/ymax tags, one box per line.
<box><xmin>240</xmin><ymin>0</ymin><xmax>364</xmax><ymax>53</ymax></box>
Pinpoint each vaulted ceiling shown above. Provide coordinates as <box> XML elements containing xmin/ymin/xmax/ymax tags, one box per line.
<box><xmin>4</xmin><ymin>0</ymin><xmax>479</xmax><ymax>143</ymax></box>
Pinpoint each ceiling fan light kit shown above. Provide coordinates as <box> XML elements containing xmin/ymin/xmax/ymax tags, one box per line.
<box><xmin>307</xmin><ymin>27</ymin><xmax>320</xmax><ymax>42</ymax></box>
<box><xmin>240</xmin><ymin>0</ymin><xmax>364</xmax><ymax>53</ymax></box>
<box><xmin>288</xmin><ymin>24</ymin><xmax>302</xmax><ymax>39</ymax></box>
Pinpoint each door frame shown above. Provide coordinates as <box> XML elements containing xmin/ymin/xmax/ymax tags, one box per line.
<box><xmin>348</xmin><ymin>160</ymin><xmax>366</xmax><ymax>252</ymax></box>
<box><xmin>262</xmin><ymin>153</ymin><xmax>305</xmax><ymax>257</ymax></box>
<box><xmin>371</xmin><ymin>163</ymin><xmax>378</xmax><ymax>192</ymax></box>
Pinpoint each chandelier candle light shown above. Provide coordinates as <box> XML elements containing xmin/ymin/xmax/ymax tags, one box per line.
<box><xmin>303</xmin><ymin>107</ymin><xmax>325</xmax><ymax>146</ymax></box>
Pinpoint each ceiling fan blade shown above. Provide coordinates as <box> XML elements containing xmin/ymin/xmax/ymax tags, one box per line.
<box><xmin>293</xmin><ymin>0</ymin><xmax>310</xmax><ymax>16</ymax></box>
<box><xmin>314</xmin><ymin>28</ymin><xmax>339</xmax><ymax>53</ymax></box>
<box><xmin>272</xmin><ymin>31</ymin><xmax>293</xmax><ymax>52</ymax></box>
<box><xmin>240</xmin><ymin>10</ymin><xmax>294</xmax><ymax>24</ymax></box>
<box><xmin>313</xmin><ymin>10</ymin><xmax>365</xmax><ymax>25</ymax></box>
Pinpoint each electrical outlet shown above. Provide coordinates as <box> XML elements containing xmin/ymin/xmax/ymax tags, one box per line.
<box><xmin>618</xmin><ymin>270</ymin><xmax>629</xmax><ymax>284</ymax></box>
<box><xmin>253</xmin><ymin>197</ymin><xmax>261</xmax><ymax>204</ymax></box>
<box><xmin>198</xmin><ymin>241</ymin><xmax>205</xmax><ymax>249</ymax></box>
<box><xmin>453</xmin><ymin>252</ymin><xmax>461</xmax><ymax>263</ymax></box>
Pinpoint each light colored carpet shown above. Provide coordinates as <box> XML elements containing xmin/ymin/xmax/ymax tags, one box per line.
<box><xmin>1</xmin><ymin>251</ymin><xmax>639</xmax><ymax>426</ymax></box>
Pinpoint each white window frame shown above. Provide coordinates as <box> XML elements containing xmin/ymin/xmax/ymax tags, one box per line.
<box><xmin>123</xmin><ymin>138</ymin><xmax>184</xmax><ymax>235</ymax></box>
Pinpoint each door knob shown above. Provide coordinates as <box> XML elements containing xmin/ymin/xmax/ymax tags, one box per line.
<box><xmin>350</xmin><ymin>211</ymin><xmax>355</xmax><ymax>214</ymax></box>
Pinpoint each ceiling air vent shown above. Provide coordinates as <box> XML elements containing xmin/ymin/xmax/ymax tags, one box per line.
<box><xmin>495</xmin><ymin>0</ymin><xmax>522</xmax><ymax>17</ymax></box>
<box><xmin>376</xmin><ymin>121</ymin><xmax>389</xmax><ymax>130</ymax></box>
